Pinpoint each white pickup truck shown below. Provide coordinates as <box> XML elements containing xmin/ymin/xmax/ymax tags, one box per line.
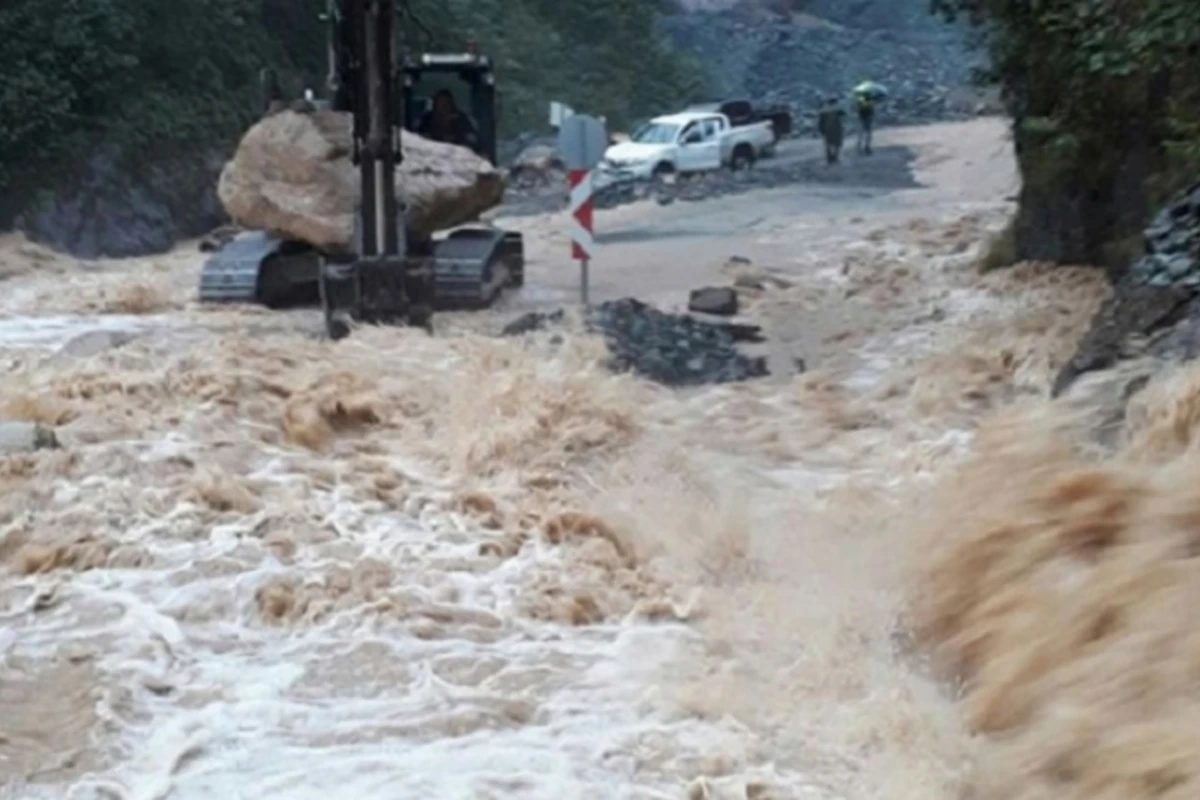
<box><xmin>597</xmin><ymin>111</ymin><xmax>776</xmax><ymax>183</ymax></box>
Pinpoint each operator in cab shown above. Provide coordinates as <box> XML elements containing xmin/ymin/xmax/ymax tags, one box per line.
<box><xmin>417</xmin><ymin>89</ymin><xmax>479</xmax><ymax>149</ymax></box>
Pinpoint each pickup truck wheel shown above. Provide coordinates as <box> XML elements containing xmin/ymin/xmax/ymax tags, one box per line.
<box><xmin>650</xmin><ymin>163</ymin><xmax>676</xmax><ymax>205</ymax></box>
<box><xmin>729</xmin><ymin>145</ymin><xmax>755</xmax><ymax>171</ymax></box>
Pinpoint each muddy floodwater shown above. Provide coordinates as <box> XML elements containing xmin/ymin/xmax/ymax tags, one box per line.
<box><xmin>3</xmin><ymin>119</ymin><xmax>1195</xmax><ymax>800</ymax></box>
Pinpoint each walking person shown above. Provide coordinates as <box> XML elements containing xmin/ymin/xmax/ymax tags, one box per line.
<box><xmin>855</xmin><ymin>89</ymin><xmax>875</xmax><ymax>155</ymax></box>
<box><xmin>816</xmin><ymin>96</ymin><xmax>845</xmax><ymax>165</ymax></box>
<box><xmin>852</xmin><ymin>80</ymin><xmax>886</xmax><ymax>156</ymax></box>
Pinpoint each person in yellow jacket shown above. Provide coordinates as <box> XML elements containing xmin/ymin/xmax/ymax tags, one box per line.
<box><xmin>855</xmin><ymin>89</ymin><xmax>876</xmax><ymax>155</ymax></box>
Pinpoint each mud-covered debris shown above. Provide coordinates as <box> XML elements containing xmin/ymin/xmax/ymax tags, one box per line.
<box><xmin>1130</xmin><ymin>182</ymin><xmax>1200</xmax><ymax>289</ymax></box>
<box><xmin>0</xmin><ymin>421</ymin><xmax>60</xmax><ymax>454</ymax></box>
<box><xmin>688</xmin><ymin>286</ymin><xmax>739</xmax><ymax>316</ymax></box>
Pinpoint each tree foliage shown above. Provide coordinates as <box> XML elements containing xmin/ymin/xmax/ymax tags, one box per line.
<box><xmin>0</xmin><ymin>0</ymin><xmax>700</xmax><ymax>201</ymax></box>
<box><xmin>930</xmin><ymin>0</ymin><xmax>1200</xmax><ymax>268</ymax></box>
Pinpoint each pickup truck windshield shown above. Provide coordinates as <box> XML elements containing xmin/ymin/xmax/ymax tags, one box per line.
<box><xmin>630</xmin><ymin>122</ymin><xmax>680</xmax><ymax>144</ymax></box>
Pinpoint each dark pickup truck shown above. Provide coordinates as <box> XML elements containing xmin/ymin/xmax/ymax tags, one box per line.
<box><xmin>687</xmin><ymin>99</ymin><xmax>794</xmax><ymax>142</ymax></box>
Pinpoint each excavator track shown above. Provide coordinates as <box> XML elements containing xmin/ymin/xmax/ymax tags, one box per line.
<box><xmin>432</xmin><ymin>227</ymin><xmax>524</xmax><ymax>309</ymax></box>
<box><xmin>197</xmin><ymin>231</ymin><xmax>283</xmax><ymax>305</ymax></box>
<box><xmin>198</xmin><ymin>228</ymin><xmax>524</xmax><ymax>312</ymax></box>
<box><xmin>198</xmin><ymin>231</ymin><xmax>321</xmax><ymax>308</ymax></box>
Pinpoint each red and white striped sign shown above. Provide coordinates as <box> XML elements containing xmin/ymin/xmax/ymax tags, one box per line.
<box><xmin>567</xmin><ymin>168</ymin><xmax>594</xmax><ymax>260</ymax></box>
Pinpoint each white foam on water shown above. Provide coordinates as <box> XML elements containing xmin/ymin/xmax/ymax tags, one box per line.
<box><xmin>8</xmin><ymin>488</ymin><xmax>816</xmax><ymax>798</ymax></box>
<box><xmin>0</xmin><ymin>314</ymin><xmax>175</xmax><ymax>350</ymax></box>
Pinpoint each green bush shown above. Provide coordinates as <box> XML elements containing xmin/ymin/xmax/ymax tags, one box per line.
<box><xmin>931</xmin><ymin>0</ymin><xmax>1200</xmax><ymax>271</ymax></box>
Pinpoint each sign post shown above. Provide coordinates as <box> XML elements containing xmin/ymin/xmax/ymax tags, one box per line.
<box><xmin>556</xmin><ymin>114</ymin><xmax>608</xmax><ymax>305</ymax></box>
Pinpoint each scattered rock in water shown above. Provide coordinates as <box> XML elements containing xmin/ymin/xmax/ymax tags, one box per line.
<box><xmin>688</xmin><ymin>286</ymin><xmax>739</xmax><ymax>316</ymax></box>
<box><xmin>60</xmin><ymin>330</ymin><xmax>136</xmax><ymax>358</ymax></box>
<box><xmin>0</xmin><ymin>421</ymin><xmax>60</xmax><ymax>454</ymax></box>
<box><xmin>715</xmin><ymin>322</ymin><xmax>766</xmax><ymax>343</ymax></box>
<box><xmin>501</xmin><ymin>309</ymin><xmax>566</xmax><ymax>337</ymax></box>
<box><xmin>502</xmin><ymin>298</ymin><xmax>770</xmax><ymax>386</ymax></box>
<box><xmin>733</xmin><ymin>275</ymin><xmax>767</xmax><ymax>291</ymax></box>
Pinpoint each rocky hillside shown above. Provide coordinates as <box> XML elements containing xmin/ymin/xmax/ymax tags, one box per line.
<box><xmin>659</xmin><ymin>0</ymin><xmax>986</xmax><ymax>131</ymax></box>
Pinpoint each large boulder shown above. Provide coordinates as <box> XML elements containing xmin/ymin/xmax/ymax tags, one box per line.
<box><xmin>217</xmin><ymin>110</ymin><xmax>506</xmax><ymax>250</ymax></box>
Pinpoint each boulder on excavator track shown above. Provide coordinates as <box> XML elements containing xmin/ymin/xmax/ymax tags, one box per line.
<box><xmin>198</xmin><ymin>224</ymin><xmax>522</xmax><ymax>310</ymax></box>
<box><xmin>197</xmin><ymin>109</ymin><xmax>521</xmax><ymax>309</ymax></box>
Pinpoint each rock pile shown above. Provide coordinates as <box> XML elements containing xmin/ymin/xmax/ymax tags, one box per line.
<box><xmin>1127</xmin><ymin>183</ymin><xmax>1200</xmax><ymax>288</ymax></box>
<box><xmin>502</xmin><ymin>297</ymin><xmax>769</xmax><ymax>386</ymax></box>
<box><xmin>1055</xmin><ymin>181</ymin><xmax>1200</xmax><ymax>394</ymax></box>
<box><xmin>594</xmin><ymin>297</ymin><xmax>769</xmax><ymax>385</ymax></box>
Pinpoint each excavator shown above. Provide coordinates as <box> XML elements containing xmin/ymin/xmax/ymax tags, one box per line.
<box><xmin>197</xmin><ymin>0</ymin><xmax>524</xmax><ymax>338</ymax></box>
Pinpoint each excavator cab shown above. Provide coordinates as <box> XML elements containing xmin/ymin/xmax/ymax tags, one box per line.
<box><xmin>196</xmin><ymin>7</ymin><xmax>523</xmax><ymax>336</ymax></box>
<box><xmin>400</xmin><ymin>50</ymin><xmax>499</xmax><ymax>165</ymax></box>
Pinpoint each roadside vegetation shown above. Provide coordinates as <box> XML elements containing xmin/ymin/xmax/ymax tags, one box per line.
<box><xmin>933</xmin><ymin>0</ymin><xmax>1200</xmax><ymax>274</ymax></box>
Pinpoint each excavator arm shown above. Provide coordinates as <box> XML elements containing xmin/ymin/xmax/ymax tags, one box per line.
<box><xmin>319</xmin><ymin>0</ymin><xmax>433</xmax><ymax>337</ymax></box>
<box><xmin>338</xmin><ymin>0</ymin><xmax>402</xmax><ymax>259</ymax></box>
<box><xmin>197</xmin><ymin>0</ymin><xmax>518</xmax><ymax>323</ymax></box>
